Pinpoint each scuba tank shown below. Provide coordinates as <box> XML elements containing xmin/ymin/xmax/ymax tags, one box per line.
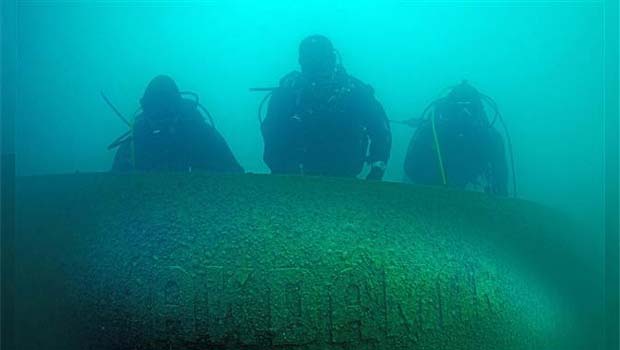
<box><xmin>394</xmin><ymin>81</ymin><xmax>518</xmax><ymax>197</ymax></box>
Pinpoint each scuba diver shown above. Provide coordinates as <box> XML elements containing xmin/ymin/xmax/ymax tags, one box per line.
<box><xmin>258</xmin><ymin>35</ymin><xmax>392</xmax><ymax>180</ymax></box>
<box><xmin>399</xmin><ymin>81</ymin><xmax>515</xmax><ymax>196</ymax></box>
<box><xmin>108</xmin><ymin>75</ymin><xmax>244</xmax><ymax>173</ymax></box>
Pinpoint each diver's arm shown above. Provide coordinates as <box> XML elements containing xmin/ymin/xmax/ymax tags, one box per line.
<box><xmin>489</xmin><ymin>130</ymin><xmax>509</xmax><ymax>196</ymax></box>
<box><xmin>261</xmin><ymin>88</ymin><xmax>301</xmax><ymax>174</ymax></box>
<box><xmin>188</xmin><ymin>119</ymin><xmax>244</xmax><ymax>173</ymax></box>
<box><xmin>365</xmin><ymin>98</ymin><xmax>392</xmax><ymax>180</ymax></box>
<box><xmin>403</xmin><ymin>133</ymin><xmax>419</xmax><ymax>181</ymax></box>
<box><xmin>209</xmin><ymin>130</ymin><xmax>244</xmax><ymax>173</ymax></box>
<box><xmin>111</xmin><ymin>140</ymin><xmax>134</xmax><ymax>172</ymax></box>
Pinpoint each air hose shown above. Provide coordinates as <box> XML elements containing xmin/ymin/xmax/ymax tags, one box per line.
<box><xmin>481</xmin><ymin>94</ymin><xmax>518</xmax><ymax>197</ymax></box>
<box><xmin>257</xmin><ymin>91</ymin><xmax>273</xmax><ymax>126</ymax></box>
<box><xmin>180</xmin><ymin>91</ymin><xmax>216</xmax><ymax>129</ymax></box>
<box><xmin>430</xmin><ymin>108</ymin><xmax>448</xmax><ymax>186</ymax></box>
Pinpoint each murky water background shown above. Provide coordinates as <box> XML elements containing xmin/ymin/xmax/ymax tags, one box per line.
<box><xmin>15</xmin><ymin>1</ymin><xmax>604</xmax><ymax>232</ymax></box>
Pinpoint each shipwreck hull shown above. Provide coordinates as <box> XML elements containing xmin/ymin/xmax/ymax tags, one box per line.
<box><xmin>14</xmin><ymin>173</ymin><xmax>602</xmax><ymax>349</ymax></box>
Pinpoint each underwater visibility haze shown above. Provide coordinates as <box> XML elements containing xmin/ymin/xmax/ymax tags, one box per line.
<box><xmin>16</xmin><ymin>1</ymin><xmax>604</xmax><ymax>227</ymax></box>
<box><xmin>9</xmin><ymin>0</ymin><xmax>609</xmax><ymax>349</ymax></box>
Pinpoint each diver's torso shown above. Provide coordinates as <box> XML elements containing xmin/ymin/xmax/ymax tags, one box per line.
<box><xmin>406</xmin><ymin>115</ymin><xmax>493</xmax><ymax>188</ymax></box>
<box><xmin>280</xmin><ymin>72</ymin><xmax>371</xmax><ymax>176</ymax></box>
<box><xmin>132</xmin><ymin>102</ymin><xmax>215</xmax><ymax>172</ymax></box>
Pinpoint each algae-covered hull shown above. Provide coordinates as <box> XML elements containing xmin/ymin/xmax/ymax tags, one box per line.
<box><xmin>14</xmin><ymin>173</ymin><xmax>601</xmax><ymax>349</ymax></box>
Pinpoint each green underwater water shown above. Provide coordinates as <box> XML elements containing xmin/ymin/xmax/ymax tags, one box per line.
<box><xmin>10</xmin><ymin>1</ymin><xmax>607</xmax><ymax>349</ymax></box>
<box><xmin>15</xmin><ymin>0</ymin><xmax>604</xmax><ymax>230</ymax></box>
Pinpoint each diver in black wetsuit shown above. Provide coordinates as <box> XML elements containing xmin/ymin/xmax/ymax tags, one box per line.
<box><xmin>403</xmin><ymin>81</ymin><xmax>512</xmax><ymax>196</ymax></box>
<box><xmin>260</xmin><ymin>35</ymin><xmax>392</xmax><ymax>180</ymax></box>
<box><xmin>110</xmin><ymin>75</ymin><xmax>243</xmax><ymax>173</ymax></box>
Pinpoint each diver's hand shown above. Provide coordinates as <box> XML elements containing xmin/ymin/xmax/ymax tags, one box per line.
<box><xmin>403</xmin><ymin>118</ymin><xmax>424</xmax><ymax>128</ymax></box>
<box><xmin>366</xmin><ymin>162</ymin><xmax>386</xmax><ymax>181</ymax></box>
<box><xmin>391</xmin><ymin>118</ymin><xmax>423</xmax><ymax>128</ymax></box>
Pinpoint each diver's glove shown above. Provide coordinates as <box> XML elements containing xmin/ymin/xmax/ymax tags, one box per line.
<box><xmin>366</xmin><ymin>161</ymin><xmax>386</xmax><ymax>181</ymax></box>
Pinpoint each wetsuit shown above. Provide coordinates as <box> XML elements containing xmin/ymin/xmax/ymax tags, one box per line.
<box><xmin>262</xmin><ymin>70</ymin><xmax>391</xmax><ymax>178</ymax></box>
<box><xmin>112</xmin><ymin>98</ymin><xmax>243</xmax><ymax>173</ymax></box>
<box><xmin>404</xmin><ymin>105</ymin><xmax>508</xmax><ymax>196</ymax></box>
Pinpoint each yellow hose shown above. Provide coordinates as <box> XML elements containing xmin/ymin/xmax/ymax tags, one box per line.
<box><xmin>128</xmin><ymin>121</ymin><xmax>136</xmax><ymax>170</ymax></box>
<box><xmin>431</xmin><ymin>111</ymin><xmax>447</xmax><ymax>186</ymax></box>
<box><xmin>131</xmin><ymin>134</ymin><xmax>136</xmax><ymax>170</ymax></box>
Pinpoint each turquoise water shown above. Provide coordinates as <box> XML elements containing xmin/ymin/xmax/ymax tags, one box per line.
<box><xmin>15</xmin><ymin>0</ymin><xmax>603</xmax><ymax>229</ymax></box>
<box><xmin>9</xmin><ymin>2</ymin><xmax>610</xmax><ymax>348</ymax></box>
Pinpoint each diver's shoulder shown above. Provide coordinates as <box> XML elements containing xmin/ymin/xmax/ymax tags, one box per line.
<box><xmin>132</xmin><ymin>113</ymin><xmax>147</xmax><ymax>128</ymax></box>
<box><xmin>487</xmin><ymin>125</ymin><xmax>505</xmax><ymax>142</ymax></box>
<box><xmin>344</xmin><ymin>74</ymin><xmax>375</xmax><ymax>96</ymax></box>
<box><xmin>180</xmin><ymin>97</ymin><xmax>199</xmax><ymax>112</ymax></box>
<box><xmin>278</xmin><ymin>71</ymin><xmax>304</xmax><ymax>89</ymax></box>
<box><xmin>179</xmin><ymin>98</ymin><xmax>210</xmax><ymax>122</ymax></box>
